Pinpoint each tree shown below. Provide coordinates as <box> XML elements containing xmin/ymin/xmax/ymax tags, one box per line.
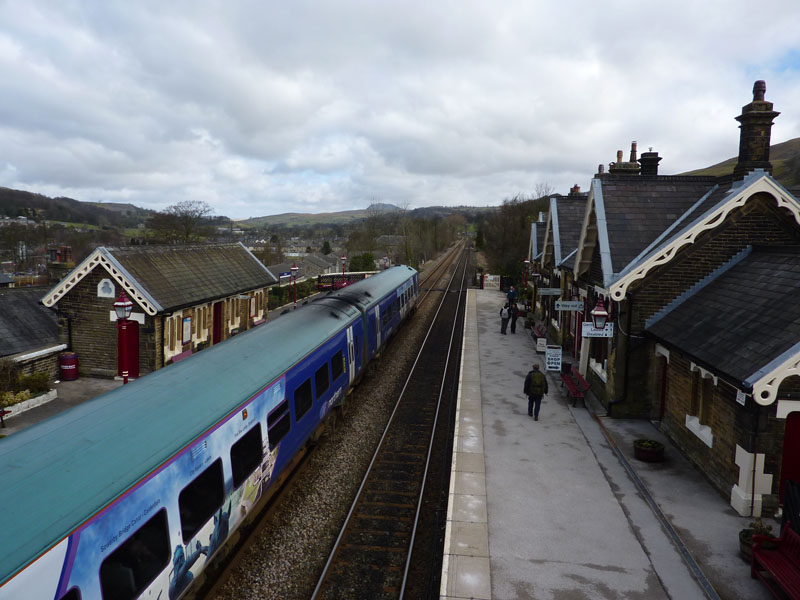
<box><xmin>147</xmin><ymin>200</ymin><xmax>213</xmax><ymax>244</ymax></box>
<box><xmin>321</xmin><ymin>240</ymin><xmax>331</xmax><ymax>255</ymax></box>
<box><xmin>348</xmin><ymin>253</ymin><xmax>376</xmax><ymax>271</ymax></box>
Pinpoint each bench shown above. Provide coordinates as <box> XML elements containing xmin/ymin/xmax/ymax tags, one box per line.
<box><xmin>560</xmin><ymin>366</ymin><xmax>591</xmax><ymax>407</ymax></box>
<box><xmin>531</xmin><ymin>323</ymin><xmax>545</xmax><ymax>339</ymax></box>
<box><xmin>752</xmin><ymin>523</ymin><xmax>800</xmax><ymax>599</ymax></box>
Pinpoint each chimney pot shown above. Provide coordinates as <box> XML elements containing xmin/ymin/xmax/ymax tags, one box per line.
<box><xmin>616</xmin><ymin>150</ymin><xmax>623</xmax><ymax>163</ymax></box>
<box><xmin>753</xmin><ymin>80</ymin><xmax>766</xmax><ymax>102</ymax></box>
<box><xmin>598</xmin><ymin>164</ymin><xmax>605</xmax><ymax>173</ymax></box>
<box><xmin>630</xmin><ymin>141</ymin><xmax>638</xmax><ymax>162</ymax></box>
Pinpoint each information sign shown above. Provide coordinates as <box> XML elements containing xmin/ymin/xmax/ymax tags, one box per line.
<box><xmin>538</xmin><ymin>288</ymin><xmax>561</xmax><ymax>296</ymax></box>
<box><xmin>581</xmin><ymin>322</ymin><xmax>614</xmax><ymax>338</ymax></box>
<box><xmin>736</xmin><ymin>389</ymin><xmax>748</xmax><ymax>406</ymax></box>
<box><xmin>545</xmin><ymin>345</ymin><xmax>562</xmax><ymax>371</ymax></box>
<box><xmin>536</xmin><ymin>337</ymin><xmax>547</xmax><ymax>353</ymax></box>
<box><xmin>555</xmin><ymin>300</ymin><xmax>584</xmax><ymax>311</ymax></box>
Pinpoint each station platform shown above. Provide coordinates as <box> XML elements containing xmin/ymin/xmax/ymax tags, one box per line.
<box><xmin>441</xmin><ymin>288</ymin><xmax>772</xmax><ymax>600</ymax></box>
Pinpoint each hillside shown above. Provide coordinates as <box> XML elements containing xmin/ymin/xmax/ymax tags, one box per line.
<box><xmin>684</xmin><ymin>136</ymin><xmax>800</xmax><ymax>186</ymax></box>
<box><xmin>0</xmin><ymin>188</ymin><xmax>153</xmax><ymax>228</ymax></box>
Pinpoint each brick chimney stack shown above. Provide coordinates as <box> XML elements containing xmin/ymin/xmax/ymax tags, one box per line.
<box><xmin>629</xmin><ymin>141</ymin><xmax>638</xmax><ymax>163</ymax></box>
<box><xmin>733</xmin><ymin>80</ymin><xmax>779</xmax><ymax>180</ymax></box>
<box><xmin>609</xmin><ymin>142</ymin><xmax>641</xmax><ymax>175</ymax></box>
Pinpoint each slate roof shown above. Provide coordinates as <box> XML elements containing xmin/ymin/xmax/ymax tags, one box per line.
<box><xmin>646</xmin><ymin>246</ymin><xmax>800</xmax><ymax>386</ymax></box>
<box><xmin>0</xmin><ymin>288</ymin><xmax>60</xmax><ymax>357</ymax></box>
<box><xmin>268</xmin><ymin>261</ymin><xmax>304</xmax><ymax>281</ymax></box>
<box><xmin>598</xmin><ymin>175</ymin><xmax>717</xmax><ymax>274</ymax></box>
<box><xmin>102</xmin><ymin>243</ymin><xmax>276</xmax><ymax>311</ymax></box>
<box><xmin>554</xmin><ymin>197</ymin><xmax>587</xmax><ymax>264</ymax></box>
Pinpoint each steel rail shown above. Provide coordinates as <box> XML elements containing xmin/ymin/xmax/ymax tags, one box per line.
<box><xmin>311</xmin><ymin>249</ymin><xmax>466</xmax><ymax>600</ymax></box>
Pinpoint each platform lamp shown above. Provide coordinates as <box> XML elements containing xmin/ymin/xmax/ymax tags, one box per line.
<box><xmin>114</xmin><ymin>290</ymin><xmax>133</xmax><ymax>384</ymax></box>
<box><xmin>291</xmin><ymin>262</ymin><xmax>299</xmax><ymax>310</ymax></box>
<box><xmin>523</xmin><ymin>258</ymin><xmax>530</xmax><ymax>288</ymax></box>
<box><xmin>341</xmin><ymin>254</ymin><xmax>346</xmax><ymax>287</ymax></box>
<box><xmin>590</xmin><ymin>297</ymin><xmax>609</xmax><ymax>330</ymax></box>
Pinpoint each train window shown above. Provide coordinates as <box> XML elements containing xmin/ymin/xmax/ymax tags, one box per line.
<box><xmin>99</xmin><ymin>508</ymin><xmax>169</xmax><ymax>600</ymax></box>
<box><xmin>267</xmin><ymin>401</ymin><xmax>291</xmax><ymax>450</ymax></box>
<box><xmin>331</xmin><ymin>350</ymin><xmax>345</xmax><ymax>380</ymax></box>
<box><xmin>178</xmin><ymin>458</ymin><xmax>224</xmax><ymax>543</ymax></box>
<box><xmin>59</xmin><ymin>589</ymin><xmax>81</xmax><ymax>600</ymax></box>
<box><xmin>315</xmin><ymin>364</ymin><xmax>330</xmax><ymax>397</ymax></box>
<box><xmin>294</xmin><ymin>379</ymin><xmax>313</xmax><ymax>421</ymax></box>
<box><xmin>231</xmin><ymin>424</ymin><xmax>264</xmax><ymax>487</ymax></box>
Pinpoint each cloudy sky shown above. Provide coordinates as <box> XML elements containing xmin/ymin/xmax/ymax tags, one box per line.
<box><xmin>2</xmin><ymin>1</ymin><xmax>800</xmax><ymax>220</ymax></box>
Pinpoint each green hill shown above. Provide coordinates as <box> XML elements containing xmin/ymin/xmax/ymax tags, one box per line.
<box><xmin>684</xmin><ymin>136</ymin><xmax>800</xmax><ymax>186</ymax></box>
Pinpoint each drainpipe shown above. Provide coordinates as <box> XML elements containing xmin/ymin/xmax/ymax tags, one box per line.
<box><xmin>750</xmin><ymin>404</ymin><xmax>760</xmax><ymax>517</ymax></box>
<box><xmin>608</xmin><ymin>292</ymin><xmax>634</xmax><ymax>418</ymax></box>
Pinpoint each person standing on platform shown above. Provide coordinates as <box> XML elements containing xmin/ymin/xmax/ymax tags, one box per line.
<box><xmin>523</xmin><ymin>364</ymin><xmax>548</xmax><ymax>420</ymax></box>
<box><xmin>507</xmin><ymin>285</ymin><xmax>517</xmax><ymax>307</ymax></box>
<box><xmin>500</xmin><ymin>303</ymin><xmax>510</xmax><ymax>334</ymax></box>
<box><xmin>509</xmin><ymin>302</ymin><xmax>519</xmax><ymax>334</ymax></box>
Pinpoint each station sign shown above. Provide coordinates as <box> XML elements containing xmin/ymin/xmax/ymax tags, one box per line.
<box><xmin>545</xmin><ymin>345</ymin><xmax>562</xmax><ymax>371</ymax></box>
<box><xmin>555</xmin><ymin>300</ymin><xmax>584</xmax><ymax>311</ymax></box>
<box><xmin>538</xmin><ymin>288</ymin><xmax>562</xmax><ymax>296</ymax></box>
<box><xmin>582</xmin><ymin>322</ymin><xmax>614</xmax><ymax>338</ymax></box>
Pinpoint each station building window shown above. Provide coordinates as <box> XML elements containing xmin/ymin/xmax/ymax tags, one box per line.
<box><xmin>331</xmin><ymin>350</ymin><xmax>345</xmax><ymax>381</ymax></box>
<box><xmin>178</xmin><ymin>458</ymin><xmax>224</xmax><ymax>543</ymax></box>
<box><xmin>267</xmin><ymin>401</ymin><xmax>291</xmax><ymax>450</ymax></box>
<box><xmin>315</xmin><ymin>364</ymin><xmax>330</xmax><ymax>397</ymax></box>
<box><xmin>99</xmin><ymin>508</ymin><xmax>170</xmax><ymax>600</ymax></box>
<box><xmin>294</xmin><ymin>379</ymin><xmax>313</xmax><ymax>421</ymax></box>
<box><xmin>231</xmin><ymin>424</ymin><xmax>264</xmax><ymax>487</ymax></box>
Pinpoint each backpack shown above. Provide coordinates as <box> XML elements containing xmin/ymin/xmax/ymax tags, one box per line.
<box><xmin>525</xmin><ymin>371</ymin><xmax>546</xmax><ymax>395</ymax></box>
<box><xmin>500</xmin><ymin>307</ymin><xmax>509</xmax><ymax>318</ymax></box>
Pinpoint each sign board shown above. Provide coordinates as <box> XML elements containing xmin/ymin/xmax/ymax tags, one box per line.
<box><xmin>538</xmin><ymin>288</ymin><xmax>562</xmax><ymax>296</ymax></box>
<box><xmin>279</xmin><ymin>271</ymin><xmax>291</xmax><ymax>278</ymax></box>
<box><xmin>545</xmin><ymin>345</ymin><xmax>562</xmax><ymax>371</ymax></box>
<box><xmin>555</xmin><ymin>300</ymin><xmax>584</xmax><ymax>311</ymax></box>
<box><xmin>536</xmin><ymin>337</ymin><xmax>547</xmax><ymax>353</ymax></box>
<box><xmin>582</xmin><ymin>322</ymin><xmax>614</xmax><ymax>338</ymax></box>
<box><xmin>736</xmin><ymin>389</ymin><xmax>748</xmax><ymax>406</ymax></box>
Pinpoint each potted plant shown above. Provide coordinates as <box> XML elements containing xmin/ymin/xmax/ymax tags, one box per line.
<box><xmin>633</xmin><ymin>439</ymin><xmax>665</xmax><ymax>462</ymax></box>
<box><xmin>739</xmin><ymin>518</ymin><xmax>776</xmax><ymax>562</ymax></box>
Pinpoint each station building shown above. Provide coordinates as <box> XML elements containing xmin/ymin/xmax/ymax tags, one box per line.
<box><xmin>530</xmin><ymin>81</ymin><xmax>800</xmax><ymax>516</ymax></box>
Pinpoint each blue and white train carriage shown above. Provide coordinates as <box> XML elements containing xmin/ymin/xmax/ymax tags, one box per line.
<box><xmin>0</xmin><ymin>266</ymin><xmax>418</xmax><ymax>600</ymax></box>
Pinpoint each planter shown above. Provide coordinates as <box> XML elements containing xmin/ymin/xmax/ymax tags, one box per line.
<box><xmin>739</xmin><ymin>529</ymin><xmax>753</xmax><ymax>562</ymax></box>
<box><xmin>633</xmin><ymin>439</ymin><xmax>665</xmax><ymax>462</ymax></box>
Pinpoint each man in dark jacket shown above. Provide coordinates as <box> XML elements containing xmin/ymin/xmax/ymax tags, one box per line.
<box><xmin>523</xmin><ymin>363</ymin><xmax>548</xmax><ymax>420</ymax></box>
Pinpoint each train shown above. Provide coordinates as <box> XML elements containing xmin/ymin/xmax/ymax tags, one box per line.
<box><xmin>0</xmin><ymin>265</ymin><xmax>419</xmax><ymax>600</ymax></box>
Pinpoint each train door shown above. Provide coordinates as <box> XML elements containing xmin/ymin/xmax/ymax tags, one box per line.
<box><xmin>212</xmin><ymin>301</ymin><xmax>223</xmax><ymax>345</ymax></box>
<box><xmin>781</xmin><ymin>412</ymin><xmax>800</xmax><ymax>501</ymax></box>
<box><xmin>374</xmin><ymin>306</ymin><xmax>381</xmax><ymax>349</ymax></box>
<box><xmin>347</xmin><ymin>326</ymin><xmax>356</xmax><ymax>385</ymax></box>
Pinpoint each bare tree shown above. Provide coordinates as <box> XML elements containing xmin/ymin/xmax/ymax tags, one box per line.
<box><xmin>533</xmin><ymin>182</ymin><xmax>555</xmax><ymax>201</ymax></box>
<box><xmin>148</xmin><ymin>200</ymin><xmax>213</xmax><ymax>244</ymax></box>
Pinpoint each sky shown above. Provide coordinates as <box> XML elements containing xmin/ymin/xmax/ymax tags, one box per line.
<box><xmin>2</xmin><ymin>1</ymin><xmax>800</xmax><ymax>220</ymax></box>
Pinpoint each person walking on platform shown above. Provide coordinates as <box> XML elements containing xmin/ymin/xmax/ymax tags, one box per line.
<box><xmin>500</xmin><ymin>303</ymin><xmax>510</xmax><ymax>334</ymax></box>
<box><xmin>523</xmin><ymin>364</ymin><xmax>548</xmax><ymax>420</ymax></box>
<box><xmin>509</xmin><ymin>302</ymin><xmax>519</xmax><ymax>334</ymax></box>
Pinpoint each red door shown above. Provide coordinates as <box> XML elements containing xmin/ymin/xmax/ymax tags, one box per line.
<box><xmin>117</xmin><ymin>320</ymin><xmax>139</xmax><ymax>379</ymax></box>
<box><xmin>780</xmin><ymin>412</ymin><xmax>800</xmax><ymax>501</ymax></box>
<box><xmin>213</xmin><ymin>302</ymin><xmax>223</xmax><ymax>345</ymax></box>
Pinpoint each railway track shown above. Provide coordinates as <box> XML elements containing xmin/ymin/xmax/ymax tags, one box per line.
<box><xmin>311</xmin><ymin>249</ymin><xmax>468</xmax><ymax>599</ymax></box>
<box><xmin>190</xmin><ymin>241</ymin><xmax>467</xmax><ymax>600</ymax></box>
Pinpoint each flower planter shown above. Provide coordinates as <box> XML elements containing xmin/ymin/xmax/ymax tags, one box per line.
<box><xmin>633</xmin><ymin>439</ymin><xmax>665</xmax><ymax>462</ymax></box>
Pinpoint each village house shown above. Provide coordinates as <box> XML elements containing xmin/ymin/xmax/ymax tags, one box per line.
<box><xmin>560</xmin><ymin>81</ymin><xmax>800</xmax><ymax>516</ymax></box>
<box><xmin>41</xmin><ymin>243</ymin><xmax>277</xmax><ymax>379</ymax></box>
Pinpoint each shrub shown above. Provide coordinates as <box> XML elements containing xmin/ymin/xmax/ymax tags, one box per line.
<box><xmin>17</xmin><ymin>372</ymin><xmax>50</xmax><ymax>394</ymax></box>
<box><xmin>0</xmin><ymin>359</ymin><xmax>21</xmax><ymax>393</ymax></box>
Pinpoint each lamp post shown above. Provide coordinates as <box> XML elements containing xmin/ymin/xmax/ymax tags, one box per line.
<box><xmin>114</xmin><ymin>290</ymin><xmax>133</xmax><ymax>384</ymax></box>
<box><xmin>341</xmin><ymin>254</ymin><xmax>346</xmax><ymax>288</ymax></box>
<box><xmin>523</xmin><ymin>259</ymin><xmax>530</xmax><ymax>288</ymax></box>
<box><xmin>291</xmin><ymin>262</ymin><xmax>299</xmax><ymax>310</ymax></box>
<box><xmin>590</xmin><ymin>297</ymin><xmax>609</xmax><ymax>330</ymax></box>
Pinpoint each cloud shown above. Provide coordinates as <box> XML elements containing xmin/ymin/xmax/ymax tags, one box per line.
<box><xmin>0</xmin><ymin>1</ymin><xmax>799</xmax><ymax>218</ymax></box>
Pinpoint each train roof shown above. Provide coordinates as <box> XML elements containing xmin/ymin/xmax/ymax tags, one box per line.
<box><xmin>0</xmin><ymin>297</ymin><xmax>361</xmax><ymax>585</ymax></box>
<box><xmin>317</xmin><ymin>265</ymin><xmax>417</xmax><ymax>310</ymax></box>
